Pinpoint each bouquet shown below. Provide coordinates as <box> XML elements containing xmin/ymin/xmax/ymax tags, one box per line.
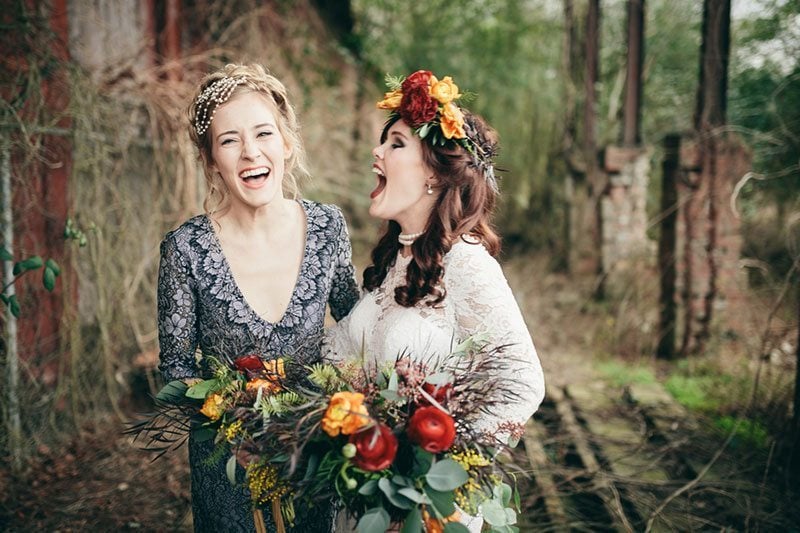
<box><xmin>129</xmin><ymin>337</ymin><xmax>526</xmax><ymax>533</ymax></box>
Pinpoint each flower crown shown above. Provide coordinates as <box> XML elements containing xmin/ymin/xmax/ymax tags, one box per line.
<box><xmin>376</xmin><ymin>70</ymin><xmax>498</xmax><ymax>191</ymax></box>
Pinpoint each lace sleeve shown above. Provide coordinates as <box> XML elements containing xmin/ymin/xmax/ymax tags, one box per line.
<box><xmin>157</xmin><ymin>235</ymin><xmax>200</xmax><ymax>382</ymax></box>
<box><xmin>445</xmin><ymin>242</ymin><xmax>545</xmax><ymax>440</ymax></box>
<box><xmin>328</xmin><ymin>206</ymin><xmax>359</xmax><ymax>322</ymax></box>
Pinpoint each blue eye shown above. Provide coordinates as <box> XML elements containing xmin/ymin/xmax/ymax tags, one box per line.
<box><xmin>221</xmin><ymin>138</ymin><xmax>235</xmax><ymax>146</ymax></box>
<box><xmin>258</xmin><ymin>131</ymin><xmax>273</xmax><ymax>138</ymax></box>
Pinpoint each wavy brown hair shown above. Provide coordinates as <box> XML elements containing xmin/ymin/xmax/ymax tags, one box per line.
<box><xmin>363</xmin><ymin>113</ymin><xmax>501</xmax><ymax>307</ymax></box>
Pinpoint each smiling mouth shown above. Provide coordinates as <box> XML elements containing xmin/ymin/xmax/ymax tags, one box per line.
<box><xmin>239</xmin><ymin>167</ymin><xmax>270</xmax><ymax>186</ymax></box>
<box><xmin>370</xmin><ymin>167</ymin><xmax>386</xmax><ymax>199</ymax></box>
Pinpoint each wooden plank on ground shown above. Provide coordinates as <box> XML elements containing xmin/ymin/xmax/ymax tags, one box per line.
<box><xmin>565</xmin><ymin>382</ymin><xmax>672</xmax><ymax>532</ymax></box>
<box><xmin>523</xmin><ymin>418</ymin><xmax>569</xmax><ymax>531</ymax></box>
<box><xmin>548</xmin><ymin>385</ymin><xmax>633</xmax><ymax>533</ymax></box>
<box><xmin>626</xmin><ymin>382</ymin><xmax>721</xmax><ymax>482</ymax></box>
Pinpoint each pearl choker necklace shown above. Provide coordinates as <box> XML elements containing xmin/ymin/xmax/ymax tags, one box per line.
<box><xmin>398</xmin><ymin>231</ymin><xmax>424</xmax><ymax>246</ymax></box>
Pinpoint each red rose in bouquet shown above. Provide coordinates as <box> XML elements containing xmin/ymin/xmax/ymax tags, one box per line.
<box><xmin>399</xmin><ymin>85</ymin><xmax>438</xmax><ymax>127</ymax></box>
<box><xmin>421</xmin><ymin>382</ymin><xmax>453</xmax><ymax>406</ymax></box>
<box><xmin>234</xmin><ymin>354</ymin><xmax>263</xmax><ymax>373</ymax></box>
<box><xmin>401</xmin><ymin>69</ymin><xmax>433</xmax><ymax>92</ymax></box>
<box><xmin>350</xmin><ymin>423</ymin><xmax>398</xmax><ymax>472</ymax></box>
<box><xmin>407</xmin><ymin>406</ymin><xmax>456</xmax><ymax>453</ymax></box>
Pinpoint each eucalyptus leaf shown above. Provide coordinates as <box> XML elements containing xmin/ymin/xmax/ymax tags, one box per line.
<box><xmin>0</xmin><ymin>294</ymin><xmax>8</xmax><ymax>305</ymax></box>
<box><xmin>225</xmin><ymin>455</ymin><xmax>237</xmax><ymax>485</ymax></box>
<box><xmin>479</xmin><ymin>500</ymin><xmax>507</xmax><ymax>526</ymax></box>
<box><xmin>399</xmin><ymin>506</ymin><xmax>422</xmax><ymax>533</ymax></box>
<box><xmin>397</xmin><ymin>487</ymin><xmax>429</xmax><ymax>504</ymax></box>
<box><xmin>358</xmin><ymin>478</ymin><xmax>379</xmax><ymax>496</ymax></box>
<box><xmin>356</xmin><ymin>507</ymin><xmax>390</xmax><ymax>533</ymax></box>
<box><xmin>424</xmin><ymin>486</ymin><xmax>455</xmax><ymax>516</ymax></box>
<box><xmin>0</xmin><ymin>246</ymin><xmax>12</xmax><ymax>261</ymax></box>
<box><xmin>379</xmin><ymin>389</ymin><xmax>403</xmax><ymax>402</ymax></box>
<box><xmin>379</xmin><ymin>477</ymin><xmax>414</xmax><ymax>509</ymax></box>
<box><xmin>505</xmin><ymin>508</ymin><xmax>517</xmax><ymax>525</ymax></box>
<box><xmin>411</xmin><ymin>448</ymin><xmax>433</xmax><ymax>477</ymax></box>
<box><xmin>425</xmin><ymin>459</ymin><xmax>468</xmax><ymax>491</ymax></box>
<box><xmin>388</xmin><ymin>369</ymin><xmax>399</xmax><ymax>391</ymax></box>
<box><xmin>156</xmin><ymin>380</ymin><xmax>189</xmax><ymax>403</ymax></box>
<box><xmin>392</xmin><ymin>475</ymin><xmax>411</xmax><ymax>487</ymax></box>
<box><xmin>494</xmin><ymin>483</ymin><xmax>512</xmax><ymax>506</ymax></box>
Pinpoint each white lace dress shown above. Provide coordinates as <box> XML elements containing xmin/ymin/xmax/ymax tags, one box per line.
<box><xmin>324</xmin><ymin>239</ymin><xmax>545</xmax><ymax>532</ymax></box>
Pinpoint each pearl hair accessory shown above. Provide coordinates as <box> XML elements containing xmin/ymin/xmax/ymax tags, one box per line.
<box><xmin>194</xmin><ymin>76</ymin><xmax>248</xmax><ymax>136</ymax></box>
<box><xmin>398</xmin><ymin>231</ymin><xmax>424</xmax><ymax>246</ymax></box>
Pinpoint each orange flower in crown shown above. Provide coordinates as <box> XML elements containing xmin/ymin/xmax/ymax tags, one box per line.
<box><xmin>440</xmin><ymin>102</ymin><xmax>466</xmax><ymax>139</ymax></box>
<box><xmin>376</xmin><ymin>69</ymin><xmax>499</xmax><ymax>191</ymax></box>
<box><xmin>430</xmin><ymin>76</ymin><xmax>461</xmax><ymax>104</ymax></box>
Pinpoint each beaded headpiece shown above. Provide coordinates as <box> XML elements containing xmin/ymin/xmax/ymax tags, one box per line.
<box><xmin>194</xmin><ymin>75</ymin><xmax>248</xmax><ymax>136</ymax></box>
<box><xmin>376</xmin><ymin>70</ymin><xmax>498</xmax><ymax>191</ymax></box>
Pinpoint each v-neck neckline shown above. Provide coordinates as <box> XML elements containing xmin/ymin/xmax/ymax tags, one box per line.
<box><xmin>203</xmin><ymin>199</ymin><xmax>311</xmax><ymax>327</ymax></box>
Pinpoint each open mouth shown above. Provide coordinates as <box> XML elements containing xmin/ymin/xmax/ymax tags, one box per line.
<box><xmin>370</xmin><ymin>166</ymin><xmax>386</xmax><ymax>199</ymax></box>
<box><xmin>239</xmin><ymin>167</ymin><xmax>270</xmax><ymax>187</ymax></box>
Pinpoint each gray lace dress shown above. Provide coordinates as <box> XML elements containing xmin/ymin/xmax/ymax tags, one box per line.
<box><xmin>157</xmin><ymin>200</ymin><xmax>359</xmax><ymax>532</ymax></box>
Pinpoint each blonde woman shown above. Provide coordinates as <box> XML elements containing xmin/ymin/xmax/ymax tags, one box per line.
<box><xmin>157</xmin><ymin>63</ymin><xmax>358</xmax><ymax>532</ymax></box>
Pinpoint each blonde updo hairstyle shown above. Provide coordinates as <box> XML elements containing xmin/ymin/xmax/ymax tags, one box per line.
<box><xmin>188</xmin><ymin>63</ymin><xmax>308</xmax><ymax>215</ymax></box>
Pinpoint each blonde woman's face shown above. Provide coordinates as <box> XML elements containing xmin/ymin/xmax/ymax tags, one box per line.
<box><xmin>209</xmin><ymin>91</ymin><xmax>291</xmax><ymax>214</ymax></box>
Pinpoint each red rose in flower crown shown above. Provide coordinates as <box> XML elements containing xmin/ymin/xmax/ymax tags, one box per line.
<box><xmin>401</xmin><ymin>69</ymin><xmax>434</xmax><ymax>91</ymax></box>
<box><xmin>349</xmin><ymin>423</ymin><xmax>398</xmax><ymax>472</ymax></box>
<box><xmin>399</xmin><ymin>85</ymin><xmax>438</xmax><ymax>127</ymax></box>
<box><xmin>407</xmin><ymin>406</ymin><xmax>456</xmax><ymax>453</ymax></box>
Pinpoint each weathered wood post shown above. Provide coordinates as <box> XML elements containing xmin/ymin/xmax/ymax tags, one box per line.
<box><xmin>657</xmin><ymin>134</ymin><xmax>680</xmax><ymax>359</ymax></box>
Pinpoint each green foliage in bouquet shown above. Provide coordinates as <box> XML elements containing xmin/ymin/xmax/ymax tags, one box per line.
<box><xmin>129</xmin><ymin>338</ymin><xmax>527</xmax><ymax>533</ymax></box>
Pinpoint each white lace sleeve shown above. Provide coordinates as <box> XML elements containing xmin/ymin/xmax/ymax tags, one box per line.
<box><xmin>445</xmin><ymin>241</ymin><xmax>545</xmax><ymax>441</ymax></box>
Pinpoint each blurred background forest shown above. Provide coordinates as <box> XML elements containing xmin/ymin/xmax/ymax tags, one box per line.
<box><xmin>1</xmin><ymin>0</ymin><xmax>799</xmax><ymax>530</ymax></box>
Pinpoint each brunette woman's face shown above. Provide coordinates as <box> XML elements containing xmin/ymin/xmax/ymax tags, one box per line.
<box><xmin>209</xmin><ymin>91</ymin><xmax>291</xmax><ymax>213</ymax></box>
<box><xmin>369</xmin><ymin>120</ymin><xmax>436</xmax><ymax>231</ymax></box>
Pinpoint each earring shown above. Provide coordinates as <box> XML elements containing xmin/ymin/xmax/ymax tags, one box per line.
<box><xmin>426</xmin><ymin>183</ymin><xmax>433</xmax><ymax>195</ymax></box>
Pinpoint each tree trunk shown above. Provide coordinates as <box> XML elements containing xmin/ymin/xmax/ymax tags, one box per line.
<box><xmin>688</xmin><ymin>0</ymin><xmax>731</xmax><ymax>353</ymax></box>
<box><xmin>562</xmin><ymin>0</ymin><xmax>579</xmax><ymax>273</ymax></box>
<box><xmin>585</xmin><ymin>0</ymin><xmax>603</xmax><ymax>295</ymax></box>
<box><xmin>694</xmin><ymin>0</ymin><xmax>731</xmax><ymax>131</ymax></box>
<box><xmin>622</xmin><ymin>0</ymin><xmax>645</xmax><ymax>146</ymax></box>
